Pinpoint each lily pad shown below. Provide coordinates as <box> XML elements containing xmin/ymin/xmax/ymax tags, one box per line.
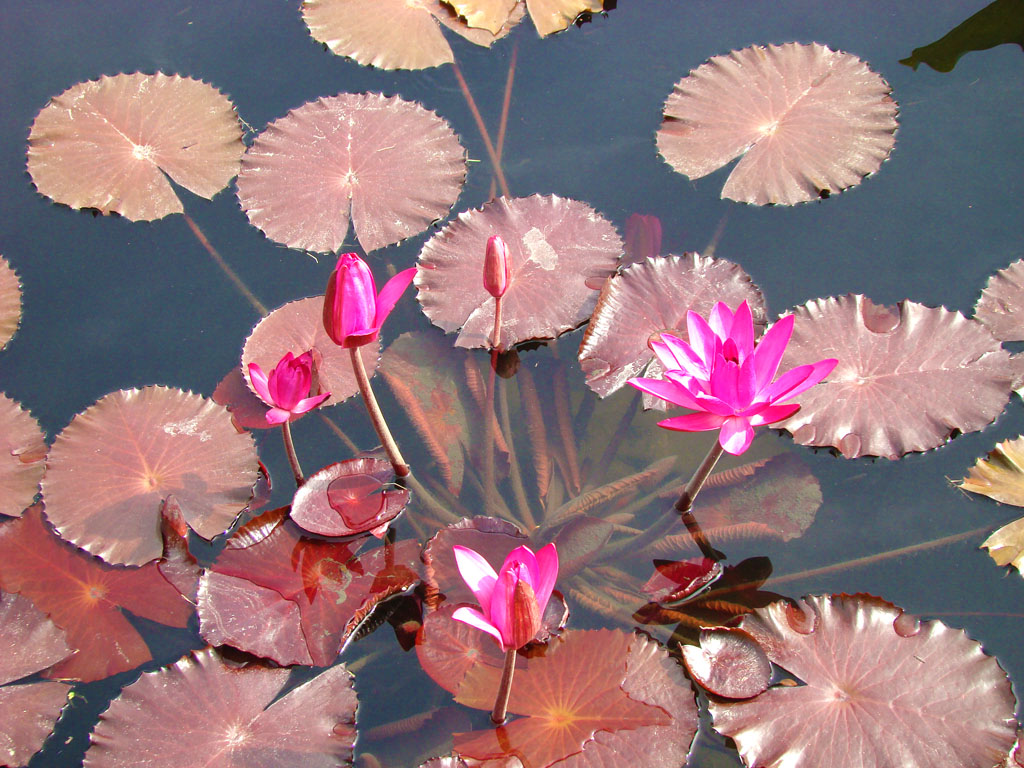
<box><xmin>681</xmin><ymin>626</ymin><xmax>771</xmax><ymax>700</ymax></box>
<box><xmin>960</xmin><ymin>435</ymin><xmax>1024</xmax><ymax>507</ymax></box>
<box><xmin>416</xmin><ymin>195</ymin><xmax>622</xmax><ymax>349</ymax></box>
<box><xmin>85</xmin><ymin>648</ymin><xmax>357</xmax><ymax>767</ymax></box>
<box><xmin>0</xmin><ymin>255</ymin><xmax>21</xmax><ymax>350</ymax></box>
<box><xmin>0</xmin><ymin>394</ymin><xmax>47</xmax><ymax>519</ymax></box>
<box><xmin>705</xmin><ymin>594</ymin><xmax>1017</xmax><ymax>768</ymax></box>
<box><xmin>290</xmin><ymin>458</ymin><xmax>409</xmax><ymax>537</ymax></box>
<box><xmin>975</xmin><ymin>258</ymin><xmax>1024</xmax><ymax>342</ymax></box>
<box><xmin>657</xmin><ymin>43</ymin><xmax>898</xmax><ymax>205</ymax></box>
<box><xmin>0</xmin><ymin>681</ymin><xmax>70</xmax><ymax>768</ymax></box>
<box><xmin>578</xmin><ymin>252</ymin><xmax>766</xmax><ymax>401</ymax></box>
<box><xmin>42</xmin><ymin>386</ymin><xmax>258</xmax><ymax>566</ymax></box>
<box><xmin>982</xmin><ymin>516</ymin><xmax>1024</xmax><ymax>575</ymax></box>
<box><xmin>27</xmin><ymin>72</ymin><xmax>243</xmax><ymax>221</ymax></box>
<box><xmin>777</xmin><ymin>295</ymin><xmax>1017</xmax><ymax>459</ymax></box>
<box><xmin>236</xmin><ymin>92</ymin><xmax>465</xmax><ymax>253</ymax></box>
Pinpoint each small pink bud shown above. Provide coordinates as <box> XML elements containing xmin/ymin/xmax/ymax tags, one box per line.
<box><xmin>483</xmin><ymin>235</ymin><xmax>510</xmax><ymax>299</ymax></box>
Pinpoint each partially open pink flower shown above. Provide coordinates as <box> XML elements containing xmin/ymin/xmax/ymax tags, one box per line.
<box><xmin>629</xmin><ymin>301</ymin><xmax>837</xmax><ymax>455</ymax></box>
<box><xmin>248</xmin><ymin>351</ymin><xmax>330</xmax><ymax>425</ymax></box>
<box><xmin>322</xmin><ymin>253</ymin><xmax>417</xmax><ymax>348</ymax></box>
<box><xmin>451</xmin><ymin>543</ymin><xmax>558</xmax><ymax>652</ymax></box>
<box><xmin>483</xmin><ymin>235</ymin><xmax>510</xmax><ymax>299</ymax></box>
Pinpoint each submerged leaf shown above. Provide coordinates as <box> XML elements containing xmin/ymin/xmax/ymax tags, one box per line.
<box><xmin>237</xmin><ymin>92</ymin><xmax>465</xmax><ymax>253</ymax></box>
<box><xmin>707</xmin><ymin>594</ymin><xmax>1017</xmax><ymax>768</ymax></box>
<box><xmin>42</xmin><ymin>386</ymin><xmax>258</xmax><ymax>566</ymax></box>
<box><xmin>85</xmin><ymin>649</ymin><xmax>357</xmax><ymax>767</ymax></box>
<box><xmin>657</xmin><ymin>43</ymin><xmax>898</xmax><ymax>205</ymax></box>
<box><xmin>27</xmin><ymin>72</ymin><xmax>243</xmax><ymax>221</ymax></box>
<box><xmin>778</xmin><ymin>295</ymin><xmax>1017</xmax><ymax>459</ymax></box>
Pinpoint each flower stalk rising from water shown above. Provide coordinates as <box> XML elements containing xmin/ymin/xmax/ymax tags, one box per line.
<box><xmin>452</xmin><ymin>543</ymin><xmax>558</xmax><ymax>724</ymax></box>
<box><xmin>483</xmin><ymin>234</ymin><xmax>510</xmax><ymax>350</ymax></box>
<box><xmin>629</xmin><ymin>301</ymin><xmax>836</xmax><ymax>512</ymax></box>
<box><xmin>323</xmin><ymin>253</ymin><xmax>416</xmax><ymax>477</ymax></box>
<box><xmin>248</xmin><ymin>351</ymin><xmax>331</xmax><ymax>486</ymax></box>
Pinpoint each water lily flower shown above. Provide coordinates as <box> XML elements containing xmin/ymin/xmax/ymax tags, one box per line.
<box><xmin>452</xmin><ymin>543</ymin><xmax>558</xmax><ymax>652</ymax></box>
<box><xmin>248</xmin><ymin>351</ymin><xmax>330</xmax><ymax>425</ymax></box>
<box><xmin>322</xmin><ymin>252</ymin><xmax>417</xmax><ymax>348</ymax></box>
<box><xmin>629</xmin><ymin>301</ymin><xmax>837</xmax><ymax>455</ymax></box>
<box><xmin>483</xmin><ymin>235</ymin><xmax>510</xmax><ymax>299</ymax></box>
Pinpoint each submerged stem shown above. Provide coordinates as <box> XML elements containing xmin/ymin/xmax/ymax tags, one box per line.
<box><xmin>280</xmin><ymin>421</ymin><xmax>304</xmax><ymax>487</ymax></box>
<box><xmin>349</xmin><ymin>347</ymin><xmax>410</xmax><ymax>477</ymax></box>
<box><xmin>491</xmin><ymin>647</ymin><xmax>517</xmax><ymax>725</ymax></box>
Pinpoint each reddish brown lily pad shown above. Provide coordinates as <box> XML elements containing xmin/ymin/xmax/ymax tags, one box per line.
<box><xmin>682</xmin><ymin>627</ymin><xmax>771</xmax><ymax>700</ymax></box>
<box><xmin>0</xmin><ymin>505</ymin><xmax>195</xmax><ymax>682</ymax></box>
<box><xmin>27</xmin><ymin>73</ymin><xmax>243</xmax><ymax>221</ymax></box>
<box><xmin>416</xmin><ymin>603</ymin><xmax>507</xmax><ymax>696</ymax></box>
<box><xmin>0</xmin><ymin>681</ymin><xmax>71</xmax><ymax>768</ymax></box>
<box><xmin>241</xmin><ymin>296</ymin><xmax>379</xmax><ymax>415</ymax></box>
<box><xmin>291</xmin><ymin>458</ymin><xmax>409</xmax><ymax>537</ymax></box>
<box><xmin>303</xmin><ymin>0</ymin><xmax>523</xmax><ymax>71</ymax></box>
<box><xmin>0</xmin><ymin>590</ymin><xmax>74</xmax><ymax>683</ymax></box>
<box><xmin>641</xmin><ymin>557</ymin><xmax>722</xmax><ymax>603</ymax></box>
<box><xmin>0</xmin><ymin>255</ymin><xmax>21</xmax><ymax>350</ymax></box>
<box><xmin>85</xmin><ymin>648</ymin><xmax>357</xmax><ymax>768</ymax></box>
<box><xmin>42</xmin><ymin>386</ymin><xmax>258</xmax><ymax>566</ymax></box>
<box><xmin>657</xmin><ymin>43</ymin><xmax>898</xmax><ymax>205</ymax></box>
<box><xmin>777</xmin><ymin>295</ymin><xmax>1017</xmax><ymax>459</ymax></box>
<box><xmin>706</xmin><ymin>594</ymin><xmax>1017</xmax><ymax>768</ymax></box>
<box><xmin>198</xmin><ymin>511</ymin><xmax>420</xmax><ymax>666</ymax></box>
<box><xmin>975</xmin><ymin>258</ymin><xmax>1024</xmax><ymax>342</ymax></box>
<box><xmin>454</xmin><ymin>629</ymin><xmax>696</xmax><ymax>768</ymax></box>
<box><xmin>237</xmin><ymin>92</ymin><xmax>465</xmax><ymax>253</ymax></box>
<box><xmin>578</xmin><ymin>252</ymin><xmax>766</xmax><ymax>401</ymax></box>
<box><xmin>416</xmin><ymin>195</ymin><xmax>622</xmax><ymax>349</ymax></box>
<box><xmin>0</xmin><ymin>394</ymin><xmax>47</xmax><ymax>519</ymax></box>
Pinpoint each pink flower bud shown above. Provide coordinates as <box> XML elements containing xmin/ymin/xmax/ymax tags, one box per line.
<box><xmin>323</xmin><ymin>253</ymin><xmax>416</xmax><ymax>348</ymax></box>
<box><xmin>483</xmin><ymin>235</ymin><xmax>510</xmax><ymax>299</ymax></box>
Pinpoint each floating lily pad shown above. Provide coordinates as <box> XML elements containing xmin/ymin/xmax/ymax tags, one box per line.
<box><xmin>453</xmin><ymin>629</ymin><xmax>697</xmax><ymax>768</ymax></box>
<box><xmin>0</xmin><ymin>590</ymin><xmax>74</xmax><ymax>684</ymax></box>
<box><xmin>42</xmin><ymin>386</ymin><xmax>258</xmax><ymax>566</ymax></box>
<box><xmin>241</xmin><ymin>296</ymin><xmax>379</xmax><ymax>417</ymax></box>
<box><xmin>975</xmin><ymin>258</ymin><xmax>1024</xmax><ymax>342</ymax></box>
<box><xmin>982</xmin><ymin>516</ymin><xmax>1024</xmax><ymax>576</ymax></box>
<box><xmin>777</xmin><ymin>295</ymin><xmax>1017</xmax><ymax>459</ymax></box>
<box><xmin>237</xmin><ymin>92</ymin><xmax>465</xmax><ymax>253</ymax></box>
<box><xmin>705</xmin><ymin>594</ymin><xmax>1017</xmax><ymax>768</ymax></box>
<box><xmin>290</xmin><ymin>458</ymin><xmax>409</xmax><ymax>537</ymax></box>
<box><xmin>578</xmin><ymin>253</ymin><xmax>766</xmax><ymax>401</ymax></box>
<box><xmin>198</xmin><ymin>511</ymin><xmax>420</xmax><ymax>666</ymax></box>
<box><xmin>0</xmin><ymin>505</ymin><xmax>194</xmax><ymax>682</ymax></box>
<box><xmin>85</xmin><ymin>648</ymin><xmax>357</xmax><ymax>767</ymax></box>
<box><xmin>641</xmin><ymin>557</ymin><xmax>722</xmax><ymax>603</ymax></box>
<box><xmin>416</xmin><ymin>603</ymin><xmax>507</xmax><ymax>696</ymax></box>
<box><xmin>303</xmin><ymin>0</ymin><xmax>523</xmax><ymax>71</ymax></box>
<box><xmin>0</xmin><ymin>394</ymin><xmax>46</xmax><ymax>519</ymax></box>
<box><xmin>416</xmin><ymin>195</ymin><xmax>622</xmax><ymax>349</ymax></box>
<box><xmin>0</xmin><ymin>681</ymin><xmax>70</xmax><ymax>768</ymax></box>
<box><xmin>525</xmin><ymin>0</ymin><xmax>604</xmax><ymax>36</ymax></box>
<box><xmin>657</xmin><ymin>43</ymin><xmax>898</xmax><ymax>205</ymax></box>
<box><xmin>961</xmin><ymin>435</ymin><xmax>1024</xmax><ymax>507</ymax></box>
<box><xmin>681</xmin><ymin>626</ymin><xmax>771</xmax><ymax>700</ymax></box>
<box><xmin>0</xmin><ymin>256</ymin><xmax>21</xmax><ymax>350</ymax></box>
<box><xmin>27</xmin><ymin>72</ymin><xmax>243</xmax><ymax>221</ymax></box>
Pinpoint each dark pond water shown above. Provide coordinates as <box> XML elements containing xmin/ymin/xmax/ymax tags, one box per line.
<box><xmin>1</xmin><ymin>1</ymin><xmax>1023</xmax><ymax>766</ymax></box>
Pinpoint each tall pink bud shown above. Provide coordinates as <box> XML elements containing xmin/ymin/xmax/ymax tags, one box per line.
<box><xmin>483</xmin><ymin>235</ymin><xmax>510</xmax><ymax>299</ymax></box>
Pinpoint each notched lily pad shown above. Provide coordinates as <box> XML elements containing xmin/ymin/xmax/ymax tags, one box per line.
<box><xmin>291</xmin><ymin>458</ymin><xmax>409</xmax><ymax>537</ymax></box>
<box><xmin>681</xmin><ymin>626</ymin><xmax>771</xmax><ymax>700</ymax></box>
<box><xmin>975</xmin><ymin>258</ymin><xmax>1024</xmax><ymax>342</ymax></box>
<box><xmin>0</xmin><ymin>255</ymin><xmax>22</xmax><ymax>351</ymax></box>
<box><xmin>0</xmin><ymin>394</ymin><xmax>47</xmax><ymax>519</ymax></box>
<box><xmin>657</xmin><ymin>43</ymin><xmax>898</xmax><ymax>205</ymax></box>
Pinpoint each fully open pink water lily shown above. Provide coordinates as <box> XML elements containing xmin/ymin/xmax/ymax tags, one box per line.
<box><xmin>323</xmin><ymin>253</ymin><xmax>417</xmax><ymax>348</ymax></box>
<box><xmin>629</xmin><ymin>301</ymin><xmax>837</xmax><ymax>455</ymax></box>
<box><xmin>452</xmin><ymin>543</ymin><xmax>558</xmax><ymax>652</ymax></box>
<box><xmin>248</xmin><ymin>351</ymin><xmax>330</xmax><ymax>424</ymax></box>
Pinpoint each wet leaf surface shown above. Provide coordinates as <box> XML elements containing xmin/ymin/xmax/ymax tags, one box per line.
<box><xmin>976</xmin><ymin>258</ymin><xmax>1024</xmax><ymax>342</ymax></box>
<box><xmin>291</xmin><ymin>458</ymin><xmax>409</xmax><ymax>537</ymax></box>
<box><xmin>0</xmin><ymin>255</ymin><xmax>21</xmax><ymax>350</ymax></box>
<box><xmin>681</xmin><ymin>627</ymin><xmax>771</xmax><ymax>700</ymax></box>
<box><xmin>0</xmin><ymin>394</ymin><xmax>46</xmax><ymax>519</ymax></box>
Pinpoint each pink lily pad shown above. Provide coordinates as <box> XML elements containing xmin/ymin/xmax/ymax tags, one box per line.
<box><xmin>705</xmin><ymin>594</ymin><xmax>1017</xmax><ymax>768</ymax></box>
<box><xmin>0</xmin><ymin>505</ymin><xmax>195</xmax><ymax>682</ymax></box>
<box><xmin>42</xmin><ymin>386</ymin><xmax>258</xmax><ymax>566</ymax></box>
<box><xmin>0</xmin><ymin>255</ymin><xmax>21</xmax><ymax>350</ymax></box>
<box><xmin>0</xmin><ymin>590</ymin><xmax>74</xmax><ymax>684</ymax></box>
<box><xmin>290</xmin><ymin>457</ymin><xmax>409</xmax><ymax>537</ymax></box>
<box><xmin>681</xmin><ymin>627</ymin><xmax>771</xmax><ymax>700</ymax></box>
<box><xmin>27</xmin><ymin>72</ymin><xmax>243</xmax><ymax>221</ymax></box>
<box><xmin>657</xmin><ymin>43</ymin><xmax>898</xmax><ymax>205</ymax></box>
<box><xmin>241</xmin><ymin>296</ymin><xmax>379</xmax><ymax>418</ymax></box>
<box><xmin>0</xmin><ymin>394</ymin><xmax>47</xmax><ymax>519</ymax></box>
<box><xmin>302</xmin><ymin>0</ymin><xmax>523</xmax><ymax>71</ymax></box>
<box><xmin>198</xmin><ymin>511</ymin><xmax>420</xmax><ymax>666</ymax></box>
<box><xmin>416</xmin><ymin>195</ymin><xmax>622</xmax><ymax>349</ymax></box>
<box><xmin>84</xmin><ymin>648</ymin><xmax>357</xmax><ymax>768</ymax></box>
<box><xmin>0</xmin><ymin>681</ymin><xmax>70</xmax><ymax>768</ymax></box>
<box><xmin>578</xmin><ymin>252</ymin><xmax>766</xmax><ymax>402</ymax></box>
<box><xmin>453</xmin><ymin>629</ymin><xmax>697</xmax><ymax>768</ymax></box>
<box><xmin>975</xmin><ymin>258</ymin><xmax>1024</xmax><ymax>342</ymax></box>
<box><xmin>236</xmin><ymin>92</ymin><xmax>465</xmax><ymax>253</ymax></box>
<box><xmin>777</xmin><ymin>295</ymin><xmax>1018</xmax><ymax>459</ymax></box>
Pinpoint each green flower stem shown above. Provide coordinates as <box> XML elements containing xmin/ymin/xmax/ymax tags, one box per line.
<box><xmin>349</xmin><ymin>346</ymin><xmax>410</xmax><ymax>478</ymax></box>
<box><xmin>491</xmin><ymin>647</ymin><xmax>517</xmax><ymax>725</ymax></box>
<box><xmin>280</xmin><ymin>421</ymin><xmax>304</xmax><ymax>487</ymax></box>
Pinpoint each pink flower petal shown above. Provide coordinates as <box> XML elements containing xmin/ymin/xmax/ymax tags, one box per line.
<box><xmin>533</xmin><ymin>543</ymin><xmax>559</xmax><ymax>613</ymax></box>
<box><xmin>293</xmin><ymin>393</ymin><xmax>332</xmax><ymax>415</ymax></box>
<box><xmin>247</xmin><ymin>363</ymin><xmax>273</xmax><ymax>405</ymax></box>
<box><xmin>659</xmin><ymin>335</ymin><xmax>709</xmax><ymax>379</ymax></box>
<box><xmin>747</xmin><ymin>402</ymin><xmax>801</xmax><ymax>426</ymax></box>
<box><xmin>719</xmin><ymin>416</ymin><xmax>755</xmax><ymax>455</ymax></box>
<box><xmin>708</xmin><ymin>302</ymin><xmax>734</xmax><ymax>341</ymax></box>
<box><xmin>451</xmin><ymin>606</ymin><xmax>504</xmax><ymax>646</ymax></box>
<box><xmin>265</xmin><ymin>407</ymin><xmax>292</xmax><ymax>425</ymax></box>
<box><xmin>752</xmin><ymin>314</ymin><xmax>794</xmax><ymax>389</ymax></box>
<box><xmin>629</xmin><ymin>376</ymin><xmax>706</xmax><ymax>412</ymax></box>
<box><xmin>373</xmin><ymin>267</ymin><xmax>418</xmax><ymax>329</ymax></box>
<box><xmin>453</xmin><ymin>545</ymin><xmax>498</xmax><ymax>614</ymax></box>
<box><xmin>658</xmin><ymin>412</ymin><xmax>727</xmax><ymax>432</ymax></box>
<box><xmin>729</xmin><ymin>301</ymin><xmax>756</xmax><ymax>359</ymax></box>
<box><xmin>686</xmin><ymin>310</ymin><xmax>719</xmax><ymax>365</ymax></box>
